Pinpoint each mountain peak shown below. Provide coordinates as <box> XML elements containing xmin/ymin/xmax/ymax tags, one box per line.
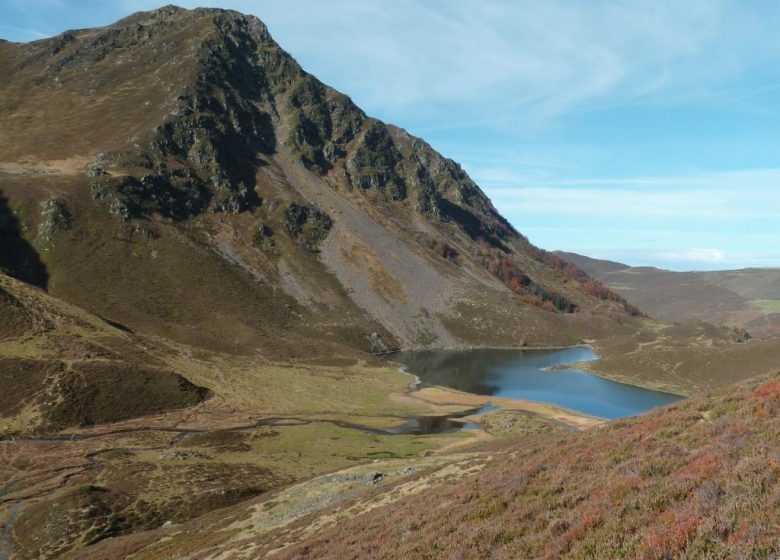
<box><xmin>115</xmin><ymin>4</ymin><xmax>273</xmax><ymax>39</ymax></box>
<box><xmin>0</xmin><ymin>6</ymin><xmax>640</xmax><ymax>355</ymax></box>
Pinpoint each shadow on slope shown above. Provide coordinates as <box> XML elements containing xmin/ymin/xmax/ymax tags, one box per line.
<box><xmin>0</xmin><ymin>191</ymin><xmax>47</xmax><ymax>288</ymax></box>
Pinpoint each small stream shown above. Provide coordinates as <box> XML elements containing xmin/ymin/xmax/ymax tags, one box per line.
<box><xmin>384</xmin><ymin>404</ymin><xmax>497</xmax><ymax>435</ymax></box>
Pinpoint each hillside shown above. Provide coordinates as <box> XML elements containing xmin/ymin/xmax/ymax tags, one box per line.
<box><xmin>0</xmin><ymin>272</ymin><xmax>209</xmax><ymax>435</ymax></box>
<box><xmin>71</xmin><ymin>370</ymin><xmax>780</xmax><ymax>560</ymax></box>
<box><xmin>2</xmin><ymin>263</ymin><xmax>778</xmax><ymax>557</ymax></box>
<box><xmin>556</xmin><ymin>252</ymin><xmax>780</xmax><ymax>338</ymax></box>
<box><xmin>0</xmin><ymin>5</ymin><xmax>643</xmax><ymax>364</ymax></box>
<box><xmin>0</xmin><ymin>267</ymin><xmax>495</xmax><ymax>559</ymax></box>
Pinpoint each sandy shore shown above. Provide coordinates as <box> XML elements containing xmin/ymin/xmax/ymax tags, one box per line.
<box><xmin>391</xmin><ymin>385</ymin><xmax>604</xmax><ymax>431</ymax></box>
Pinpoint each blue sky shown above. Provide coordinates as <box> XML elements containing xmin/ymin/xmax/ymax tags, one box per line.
<box><xmin>3</xmin><ymin>0</ymin><xmax>780</xmax><ymax>270</ymax></box>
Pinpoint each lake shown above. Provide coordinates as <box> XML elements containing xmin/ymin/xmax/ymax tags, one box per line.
<box><xmin>390</xmin><ymin>346</ymin><xmax>684</xmax><ymax>420</ymax></box>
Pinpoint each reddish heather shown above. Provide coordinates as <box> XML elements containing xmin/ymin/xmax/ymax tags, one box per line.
<box><xmin>275</xmin><ymin>373</ymin><xmax>780</xmax><ymax>560</ymax></box>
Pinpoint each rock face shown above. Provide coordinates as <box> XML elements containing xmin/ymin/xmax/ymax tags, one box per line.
<box><xmin>282</xmin><ymin>203</ymin><xmax>331</xmax><ymax>252</ymax></box>
<box><xmin>0</xmin><ymin>6</ymin><xmax>642</xmax><ymax>355</ymax></box>
<box><xmin>37</xmin><ymin>199</ymin><xmax>71</xmax><ymax>248</ymax></box>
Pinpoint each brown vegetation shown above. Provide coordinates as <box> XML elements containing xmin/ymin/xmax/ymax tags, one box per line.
<box><xmin>274</xmin><ymin>373</ymin><xmax>780</xmax><ymax>560</ymax></box>
<box><xmin>0</xmin><ymin>4</ymin><xmax>647</xmax><ymax>359</ymax></box>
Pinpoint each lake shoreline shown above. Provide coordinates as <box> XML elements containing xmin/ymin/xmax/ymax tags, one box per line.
<box><xmin>390</xmin><ymin>384</ymin><xmax>604</xmax><ymax>431</ymax></box>
<box><xmin>389</xmin><ymin>343</ymin><xmax>691</xmax><ymax>398</ymax></box>
<box><xmin>388</xmin><ymin>346</ymin><xmax>685</xmax><ymax>431</ymax></box>
<box><xmin>388</xmin><ymin>348</ymin><xmax>606</xmax><ymax>433</ymax></box>
<box><xmin>571</xmin><ymin>359</ymin><xmax>691</xmax><ymax>397</ymax></box>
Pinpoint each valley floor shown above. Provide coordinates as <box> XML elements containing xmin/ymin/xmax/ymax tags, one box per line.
<box><xmin>0</xmin><ymin>339</ymin><xmax>588</xmax><ymax>559</ymax></box>
<box><xmin>62</xmin><ymin>370</ymin><xmax>780</xmax><ymax>560</ymax></box>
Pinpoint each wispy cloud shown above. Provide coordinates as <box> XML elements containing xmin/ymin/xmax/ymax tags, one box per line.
<box><xmin>83</xmin><ymin>0</ymin><xmax>777</xmax><ymax>128</ymax></box>
<box><xmin>224</xmin><ymin>1</ymin><xmax>780</xmax><ymax>125</ymax></box>
<box><xmin>583</xmin><ymin>247</ymin><xmax>780</xmax><ymax>271</ymax></box>
<box><xmin>489</xmin><ymin>187</ymin><xmax>771</xmax><ymax>220</ymax></box>
<box><xmin>479</xmin><ymin>168</ymin><xmax>780</xmax><ymax>223</ymax></box>
<box><xmin>8</xmin><ymin>1</ymin><xmax>780</xmax><ymax>124</ymax></box>
<box><xmin>476</xmin><ymin>167</ymin><xmax>780</xmax><ymax>190</ymax></box>
<box><xmin>477</xmin><ymin>167</ymin><xmax>780</xmax><ymax>270</ymax></box>
<box><xmin>655</xmin><ymin>248</ymin><xmax>727</xmax><ymax>265</ymax></box>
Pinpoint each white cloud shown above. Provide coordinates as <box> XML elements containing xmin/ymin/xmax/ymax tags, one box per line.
<box><xmin>475</xmin><ymin>167</ymin><xmax>780</xmax><ymax>270</ymax></box>
<box><xmin>469</xmin><ymin>166</ymin><xmax>780</xmax><ymax>224</ymax></box>
<box><xmin>7</xmin><ymin>1</ymin><xmax>779</xmax><ymax>270</ymax></box>
<box><xmin>11</xmin><ymin>1</ymin><xmax>780</xmax><ymax>126</ymax></box>
<box><xmin>485</xmin><ymin>185</ymin><xmax>779</xmax><ymax>221</ymax></box>
<box><xmin>584</xmin><ymin>247</ymin><xmax>780</xmax><ymax>271</ymax></box>
<box><xmin>655</xmin><ymin>248</ymin><xmax>727</xmax><ymax>264</ymax></box>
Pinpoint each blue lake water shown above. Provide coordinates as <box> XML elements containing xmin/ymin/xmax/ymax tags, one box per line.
<box><xmin>390</xmin><ymin>346</ymin><xmax>684</xmax><ymax>420</ymax></box>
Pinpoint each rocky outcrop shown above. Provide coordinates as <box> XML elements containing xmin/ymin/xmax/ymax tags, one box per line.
<box><xmin>365</xmin><ymin>331</ymin><xmax>389</xmax><ymax>353</ymax></box>
<box><xmin>282</xmin><ymin>203</ymin><xmax>332</xmax><ymax>252</ymax></box>
<box><xmin>287</xmin><ymin>78</ymin><xmax>365</xmax><ymax>173</ymax></box>
<box><xmin>37</xmin><ymin>199</ymin><xmax>71</xmax><ymax>248</ymax></box>
<box><xmin>253</xmin><ymin>223</ymin><xmax>275</xmax><ymax>251</ymax></box>
<box><xmin>71</xmin><ymin>8</ymin><xmax>517</xmax><ymax>252</ymax></box>
<box><xmin>0</xmin><ymin>5</ymin><xmax>642</xmax><ymax>358</ymax></box>
<box><xmin>346</xmin><ymin>121</ymin><xmax>406</xmax><ymax>201</ymax></box>
<box><xmin>80</xmin><ymin>11</ymin><xmax>283</xmax><ymax>222</ymax></box>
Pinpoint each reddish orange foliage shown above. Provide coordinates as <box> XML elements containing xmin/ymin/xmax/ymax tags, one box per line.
<box><xmin>643</xmin><ymin>510</ymin><xmax>700</xmax><ymax>558</ymax></box>
<box><xmin>752</xmin><ymin>380</ymin><xmax>780</xmax><ymax>399</ymax></box>
<box><xmin>674</xmin><ymin>453</ymin><xmax>722</xmax><ymax>479</ymax></box>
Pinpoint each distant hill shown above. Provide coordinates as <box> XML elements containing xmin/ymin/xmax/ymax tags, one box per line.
<box><xmin>556</xmin><ymin>252</ymin><xmax>780</xmax><ymax>337</ymax></box>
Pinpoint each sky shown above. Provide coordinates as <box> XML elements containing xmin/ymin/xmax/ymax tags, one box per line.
<box><xmin>2</xmin><ymin>1</ymin><xmax>780</xmax><ymax>270</ymax></box>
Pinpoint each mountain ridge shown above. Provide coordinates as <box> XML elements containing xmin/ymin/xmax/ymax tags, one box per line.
<box><xmin>0</xmin><ymin>5</ymin><xmax>642</xmax><ymax>358</ymax></box>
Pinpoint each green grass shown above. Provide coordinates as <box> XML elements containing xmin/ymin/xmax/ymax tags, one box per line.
<box><xmin>170</xmin><ymin>353</ymin><xmax>428</xmax><ymax>418</ymax></box>
<box><xmin>749</xmin><ymin>299</ymin><xmax>780</xmax><ymax>313</ymax></box>
<box><xmin>143</xmin><ymin>420</ymin><xmax>468</xmax><ymax>480</ymax></box>
<box><xmin>234</xmin><ymin>422</ymin><xmax>463</xmax><ymax>478</ymax></box>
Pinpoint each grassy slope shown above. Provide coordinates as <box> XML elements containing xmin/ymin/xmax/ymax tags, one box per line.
<box><xmin>0</xmin><ymin>272</ymin><xmax>491</xmax><ymax>559</ymax></box>
<box><xmin>0</xmin><ymin>273</ymin><xmax>210</xmax><ymax>433</ymax></box>
<box><xmin>584</xmin><ymin>322</ymin><xmax>780</xmax><ymax>396</ymax></box>
<box><xmin>4</xmin><ymin>225</ymin><xmax>775</xmax><ymax>558</ymax></box>
<box><xmin>69</xmin><ymin>371</ymin><xmax>780</xmax><ymax>560</ymax></box>
<box><xmin>5</xmin><ymin>6</ymin><xmax>765</xmax><ymax>403</ymax></box>
<box><xmin>0</xmin><ymin>6</ymin><xmax>648</xmax><ymax>361</ymax></box>
<box><xmin>1</xmin><ymin>7</ymin><xmax>778</xmax><ymax>559</ymax></box>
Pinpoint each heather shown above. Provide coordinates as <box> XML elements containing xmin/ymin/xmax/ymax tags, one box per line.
<box><xmin>278</xmin><ymin>374</ymin><xmax>780</xmax><ymax>559</ymax></box>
